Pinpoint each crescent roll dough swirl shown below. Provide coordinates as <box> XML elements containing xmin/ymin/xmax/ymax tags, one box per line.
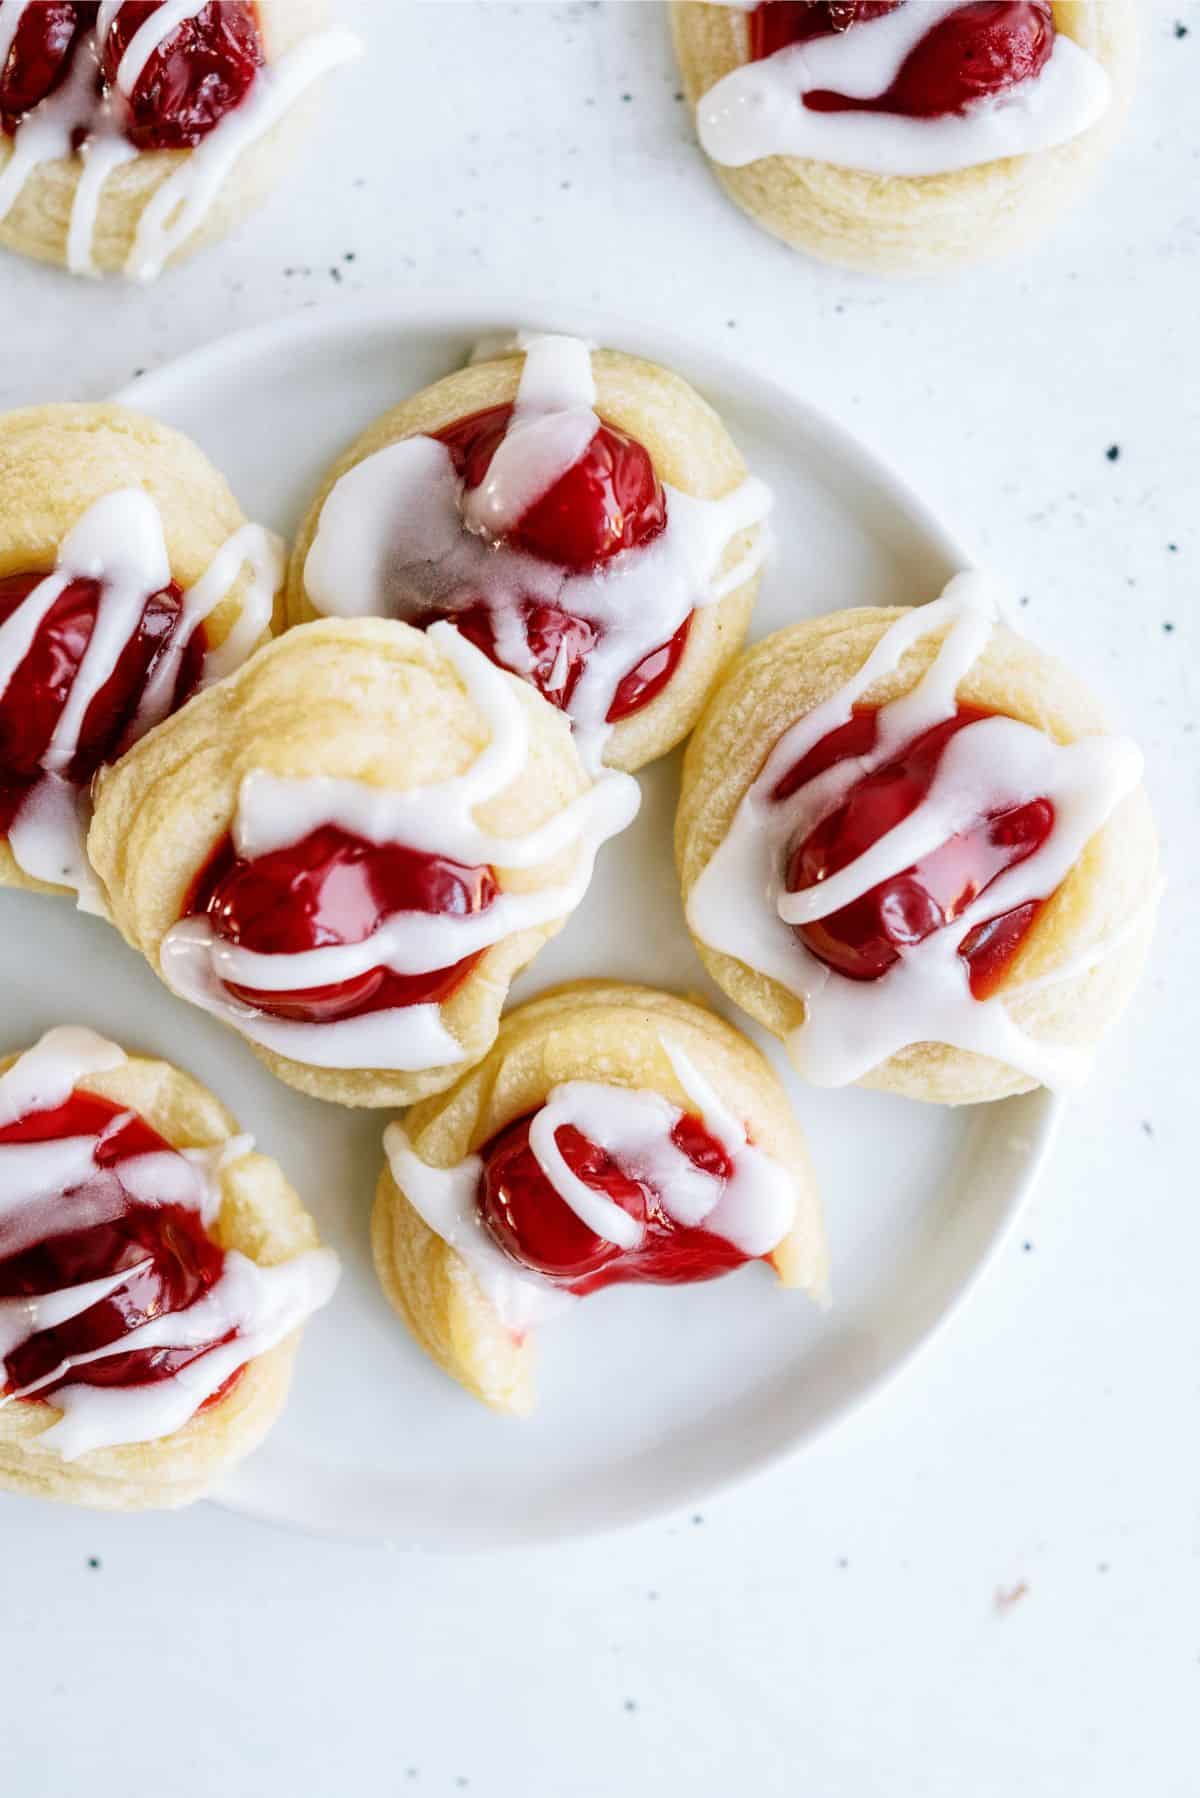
<box><xmin>286</xmin><ymin>339</ymin><xmax>769</xmax><ymax>774</ymax></box>
<box><xmin>374</xmin><ymin>982</ymin><xmax>827</xmax><ymax>1417</ymax></box>
<box><xmin>676</xmin><ymin>595</ymin><xmax>1159</xmax><ymax>1105</ymax></box>
<box><xmin>0</xmin><ymin>1032</ymin><xmax>334</xmax><ymax>1511</ymax></box>
<box><xmin>88</xmin><ymin>618</ymin><xmax>631</xmax><ymax>1109</ymax></box>
<box><xmin>670</xmin><ymin>1</ymin><xmax>1138</xmax><ymax>274</ymax></box>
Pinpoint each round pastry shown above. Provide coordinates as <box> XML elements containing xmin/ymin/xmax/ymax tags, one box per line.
<box><xmin>671</xmin><ymin>2</ymin><xmax>1138</xmax><ymax>274</ymax></box>
<box><xmin>286</xmin><ymin>331</ymin><xmax>772</xmax><ymax>774</ymax></box>
<box><xmin>0</xmin><ymin>0</ymin><xmax>361</xmax><ymax>281</ymax></box>
<box><xmin>0</xmin><ymin>401</ymin><xmax>280</xmax><ymax>911</ymax></box>
<box><xmin>88</xmin><ymin>617</ymin><xmax>640</xmax><ymax>1109</ymax></box>
<box><xmin>0</xmin><ymin>1025</ymin><xmax>338</xmax><ymax>1509</ymax></box>
<box><xmin>375</xmin><ymin>981</ymin><xmax>826</xmax><ymax>1416</ymax></box>
<box><xmin>676</xmin><ymin>573</ymin><xmax>1159</xmax><ymax>1105</ymax></box>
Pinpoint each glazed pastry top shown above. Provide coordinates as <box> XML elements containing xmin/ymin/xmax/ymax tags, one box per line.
<box><xmin>0</xmin><ymin>0</ymin><xmax>361</xmax><ymax>279</ymax></box>
<box><xmin>0</xmin><ymin>481</ymin><xmax>280</xmax><ymax>910</ymax></box>
<box><xmin>154</xmin><ymin>622</ymin><xmax>640</xmax><ymax>1074</ymax></box>
<box><xmin>385</xmin><ymin>1031</ymin><xmax>801</xmax><ymax>1332</ymax></box>
<box><xmin>0</xmin><ymin>1027</ymin><xmax>338</xmax><ymax>1460</ymax></box>
<box><xmin>301</xmin><ymin>331</ymin><xmax>772</xmax><ymax>772</ymax></box>
<box><xmin>685</xmin><ymin>572</ymin><xmax>1152</xmax><ymax>1091</ymax></box>
<box><xmin>696</xmin><ymin>2</ymin><xmax>1110</xmax><ymax>174</ymax></box>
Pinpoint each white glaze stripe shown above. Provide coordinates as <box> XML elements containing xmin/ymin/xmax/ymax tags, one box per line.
<box><xmin>303</xmin><ymin>331</ymin><xmax>772</xmax><ymax>772</ymax></box>
<box><xmin>0</xmin><ymin>1026</ymin><xmax>339</xmax><ymax>1459</ymax></box>
<box><xmin>0</xmin><ymin>489</ymin><xmax>275</xmax><ymax>909</ymax></box>
<box><xmin>697</xmin><ymin>2</ymin><xmax>1111</xmax><ymax>177</ymax></box>
<box><xmin>113</xmin><ymin>0</ymin><xmax>209</xmax><ymax>96</ymax></box>
<box><xmin>159</xmin><ymin>623</ymin><xmax>640</xmax><ymax>1073</ymax></box>
<box><xmin>686</xmin><ymin>574</ymin><xmax>1146</xmax><ymax>1091</ymax></box>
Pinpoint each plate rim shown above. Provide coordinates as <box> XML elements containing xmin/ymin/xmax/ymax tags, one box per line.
<box><xmin>104</xmin><ymin>293</ymin><xmax>1063</xmax><ymax>1548</ymax></box>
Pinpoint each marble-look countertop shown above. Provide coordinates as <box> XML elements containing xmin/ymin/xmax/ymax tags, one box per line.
<box><xmin>1</xmin><ymin>5</ymin><xmax>1196</xmax><ymax>1794</ymax></box>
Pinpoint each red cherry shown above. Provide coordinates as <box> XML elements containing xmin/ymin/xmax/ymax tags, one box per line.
<box><xmin>451</xmin><ymin>601</ymin><xmax>599</xmax><ymax>714</ymax></box>
<box><xmin>189</xmin><ymin>825</ymin><xmax>497</xmax><ymax>1025</ymax></box>
<box><xmin>0</xmin><ymin>1</ymin><xmax>96</xmax><ymax>131</ymax></box>
<box><xmin>0</xmin><ymin>1090</ymin><xmax>236</xmax><ymax>1402</ymax></box>
<box><xmin>781</xmin><ymin>706</ymin><xmax>1055</xmax><ymax>995</ymax></box>
<box><xmin>477</xmin><ymin>1109</ymin><xmax>750</xmax><ymax>1293</ymax></box>
<box><xmin>439</xmin><ymin>404</ymin><xmax>667</xmax><ymax>574</ymax></box>
<box><xmin>102</xmin><ymin>0</ymin><xmax>263</xmax><ymax>151</ymax></box>
<box><xmin>0</xmin><ymin>570</ymin><xmax>198</xmax><ymax>836</ymax></box>
<box><xmin>751</xmin><ymin>1</ymin><xmax>901</xmax><ymax>61</ymax></box>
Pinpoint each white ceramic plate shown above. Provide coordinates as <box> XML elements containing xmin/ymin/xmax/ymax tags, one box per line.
<box><xmin>1</xmin><ymin>298</ymin><xmax>1059</xmax><ymax>1547</ymax></box>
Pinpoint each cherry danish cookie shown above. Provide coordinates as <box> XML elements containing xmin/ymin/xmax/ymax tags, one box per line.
<box><xmin>88</xmin><ymin>618</ymin><xmax>639</xmax><ymax>1109</ymax></box>
<box><xmin>0</xmin><ymin>1026</ymin><xmax>337</xmax><ymax>1510</ymax></box>
<box><xmin>375</xmin><ymin>982</ymin><xmax>826</xmax><ymax>1415</ymax></box>
<box><xmin>676</xmin><ymin>573</ymin><xmax>1160</xmax><ymax>1105</ymax></box>
<box><xmin>0</xmin><ymin>0</ymin><xmax>360</xmax><ymax>279</ymax></box>
<box><xmin>0</xmin><ymin>401</ymin><xmax>279</xmax><ymax>910</ymax></box>
<box><xmin>287</xmin><ymin>331</ymin><xmax>772</xmax><ymax>774</ymax></box>
<box><xmin>671</xmin><ymin>2</ymin><xmax>1137</xmax><ymax>273</ymax></box>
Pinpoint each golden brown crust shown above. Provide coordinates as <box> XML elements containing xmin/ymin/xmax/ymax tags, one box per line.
<box><xmin>285</xmin><ymin>345</ymin><xmax>763</xmax><ymax>772</ymax></box>
<box><xmin>0</xmin><ymin>0</ymin><xmax>332</xmax><ymax>277</ymax></box>
<box><xmin>88</xmin><ymin>617</ymin><xmax>596</xmax><ymax>1108</ymax></box>
<box><xmin>374</xmin><ymin>980</ymin><xmax>827</xmax><ymax>1414</ymax></box>
<box><xmin>0</xmin><ymin>401</ymin><xmax>275</xmax><ymax>903</ymax></box>
<box><xmin>670</xmin><ymin>1</ymin><xmax>1139</xmax><ymax>274</ymax></box>
<box><xmin>0</xmin><ymin>1045</ymin><xmax>321</xmax><ymax>1511</ymax></box>
<box><xmin>675</xmin><ymin>606</ymin><xmax>1159</xmax><ymax>1105</ymax></box>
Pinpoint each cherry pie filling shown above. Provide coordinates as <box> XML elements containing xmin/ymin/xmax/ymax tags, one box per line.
<box><xmin>0</xmin><ymin>1091</ymin><xmax>241</xmax><ymax>1406</ymax></box>
<box><xmin>0</xmin><ymin>569</ymin><xmax>204</xmax><ymax>837</ymax></box>
<box><xmin>478</xmin><ymin>1109</ymin><xmax>753</xmax><ymax>1294</ymax></box>
<box><xmin>402</xmin><ymin>403</ymin><xmax>688</xmax><ymax>723</ymax></box>
<box><xmin>776</xmin><ymin>704</ymin><xmax>1055</xmax><ymax>1000</ymax></box>
<box><xmin>0</xmin><ymin>0</ymin><xmax>263</xmax><ymax>148</ymax></box>
<box><xmin>186</xmin><ymin>826</ymin><xmax>500</xmax><ymax>1025</ymax></box>
<box><xmin>749</xmin><ymin>1</ymin><xmax>1057</xmax><ymax>119</ymax></box>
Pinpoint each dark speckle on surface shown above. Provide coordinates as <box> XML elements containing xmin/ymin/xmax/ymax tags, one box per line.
<box><xmin>837</xmin><ymin>1556</ymin><xmax>849</xmax><ymax>1570</ymax></box>
<box><xmin>691</xmin><ymin>1513</ymin><xmax>705</xmax><ymax>1525</ymax></box>
<box><xmin>1163</xmin><ymin>621</ymin><xmax>1176</xmax><ymax>633</ymax></box>
<box><xmin>86</xmin><ymin>1556</ymin><xmax>101</xmax><ymax>1570</ymax></box>
<box><xmin>1019</xmin><ymin>594</ymin><xmax>1030</xmax><ymax>607</ymax></box>
<box><xmin>1022</xmin><ymin>1241</ymin><xmax>1034</xmax><ymax>1253</ymax></box>
<box><xmin>329</xmin><ymin>267</ymin><xmax>343</xmax><ymax>284</ymax></box>
<box><xmin>1167</xmin><ymin>543</ymin><xmax>1179</xmax><ymax>553</ymax></box>
<box><xmin>621</xmin><ymin>92</ymin><xmax>632</xmax><ymax>103</ymax></box>
<box><xmin>1141</xmin><ymin>1120</ymin><xmax>1154</xmax><ymax>1137</ymax></box>
<box><xmin>1105</xmin><ymin>444</ymin><xmax>1121</xmax><ymax>462</ymax></box>
<box><xmin>343</xmin><ymin>251</ymin><xmax>356</xmax><ymax>263</ymax></box>
<box><xmin>1174</xmin><ymin>19</ymin><xmax>1189</xmax><ymax>37</ymax></box>
<box><xmin>623</xmin><ymin>1699</ymin><xmax>638</xmax><ymax>1713</ymax></box>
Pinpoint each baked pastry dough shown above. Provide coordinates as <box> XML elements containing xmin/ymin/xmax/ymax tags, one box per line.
<box><xmin>286</xmin><ymin>331</ymin><xmax>771</xmax><ymax>773</ymax></box>
<box><xmin>671</xmin><ymin>2</ymin><xmax>1138</xmax><ymax>274</ymax></box>
<box><xmin>89</xmin><ymin>617</ymin><xmax>639</xmax><ymax>1109</ymax></box>
<box><xmin>0</xmin><ymin>0</ymin><xmax>360</xmax><ymax>281</ymax></box>
<box><xmin>0</xmin><ymin>401</ymin><xmax>279</xmax><ymax>910</ymax></box>
<box><xmin>375</xmin><ymin>981</ymin><xmax>826</xmax><ymax>1415</ymax></box>
<box><xmin>676</xmin><ymin>574</ymin><xmax>1159</xmax><ymax>1105</ymax></box>
<box><xmin>0</xmin><ymin>1025</ymin><xmax>337</xmax><ymax>1510</ymax></box>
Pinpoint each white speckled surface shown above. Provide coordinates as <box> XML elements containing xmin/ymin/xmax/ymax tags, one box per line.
<box><xmin>0</xmin><ymin>4</ymin><xmax>1196</xmax><ymax>1793</ymax></box>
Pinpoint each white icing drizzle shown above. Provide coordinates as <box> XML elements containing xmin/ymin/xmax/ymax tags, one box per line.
<box><xmin>158</xmin><ymin>622</ymin><xmax>641</xmax><ymax>1073</ymax></box>
<box><xmin>0</xmin><ymin>487</ymin><xmax>279</xmax><ymax>910</ymax></box>
<box><xmin>697</xmin><ymin>1</ymin><xmax>1111</xmax><ymax>176</ymax></box>
<box><xmin>383</xmin><ymin>1034</ymin><xmax>798</xmax><ymax>1333</ymax></box>
<box><xmin>303</xmin><ymin>332</ymin><xmax>772</xmax><ymax>772</ymax></box>
<box><xmin>0</xmin><ymin>4</ymin><xmax>362</xmax><ymax>281</ymax></box>
<box><xmin>686</xmin><ymin>573</ymin><xmax>1146</xmax><ymax>1091</ymax></box>
<box><xmin>0</xmin><ymin>1025</ymin><xmax>339</xmax><ymax>1460</ymax></box>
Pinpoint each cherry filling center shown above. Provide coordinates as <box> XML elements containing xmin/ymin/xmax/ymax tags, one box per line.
<box><xmin>396</xmin><ymin>404</ymin><xmax>685</xmax><ymax>723</ymax></box>
<box><xmin>478</xmin><ymin>1110</ymin><xmax>751</xmax><ymax>1294</ymax></box>
<box><xmin>778</xmin><ymin>705</ymin><xmax>1055</xmax><ymax>1000</ymax></box>
<box><xmin>0</xmin><ymin>0</ymin><xmax>262</xmax><ymax>147</ymax></box>
<box><xmin>188</xmin><ymin>826</ymin><xmax>499</xmax><ymax>1025</ymax></box>
<box><xmin>0</xmin><ymin>569</ymin><xmax>201</xmax><ymax>837</ymax></box>
<box><xmin>0</xmin><ymin>1091</ymin><xmax>237</xmax><ymax>1402</ymax></box>
<box><xmin>750</xmin><ymin>0</ymin><xmax>1056</xmax><ymax>119</ymax></box>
